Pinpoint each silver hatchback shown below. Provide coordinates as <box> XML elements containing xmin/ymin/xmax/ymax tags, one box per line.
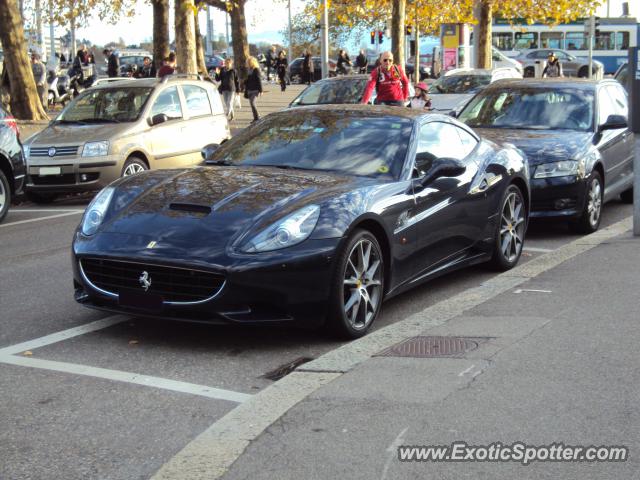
<box><xmin>24</xmin><ymin>76</ymin><xmax>230</xmax><ymax>202</ymax></box>
<box><xmin>514</xmin><ymin>49</ymin><xmax>604</xmax><ymax>78</ymax></box>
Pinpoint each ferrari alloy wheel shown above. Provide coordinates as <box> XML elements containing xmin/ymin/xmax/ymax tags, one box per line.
<box><xmin>489</xmin><ymin>185</ymin><xmax>526</xmax><ymax>270</ymax></box>
<box><xmin>328</xmin><ymin>230</ymin><xmax>384</xmax><ymax>339</ymax></box>
<box><xmin>570</xmin><ymin>171</ymin><xmax>602</xmax><ymax>234</ymax></box>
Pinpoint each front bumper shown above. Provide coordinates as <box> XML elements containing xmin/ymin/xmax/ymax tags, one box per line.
<box><xmin>529</xmin><ymin>175</ymin><xmax>586</xmax><ymax>219</ymax></box>
<box><xmin>72</xmin><ymin>236</ymin><xmax>341</xmax><ymax>327</ymax></box>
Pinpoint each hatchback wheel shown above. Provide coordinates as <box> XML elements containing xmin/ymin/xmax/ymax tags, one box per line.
<box><xmin>327</xmin><ymin>230</ymin><xmax>384</xmax><ymax>339</ymax></box>
<box><xmin>489</xmin><ymin>185</ymin><xmax>526</xmax><ymax>270</ymax></box>
<box><xmin>0</xmin><ymin>170</ymin><xmax>10</xmax><ymax>222</ymax></box>
<box><xmin>570</xmin><ymin>171</ymin><xmax>602</xmax><ymax>234</ymax></box>
<box><xmin>121</xmin><ymin>156</ymin><xmax>148</xmax><ymax>177</ymax></box>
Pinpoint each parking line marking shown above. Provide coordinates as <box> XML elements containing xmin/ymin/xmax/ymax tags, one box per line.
<box><xmin>0</xmin><ymin>354</ymin><xmax>251</xmax><ymax>403</ymax></box>
<box><xmin>0</xmin><ymin>315</ymin><xmax>127</xmax><ymax>355</ymax></box>
<box><xmin>0</xmin><ymin>211</ymin><xmax>83</xmax><ymax>228</ymax></box>
<box><xmin>523</xmin><ymin>246</ymin><xmax>556</xmax><ymax>253</ymax></box>
<box><xmin>11</xmin><ymin>209</ymin><xmax>86</xmax><ymax>213</ymax></box>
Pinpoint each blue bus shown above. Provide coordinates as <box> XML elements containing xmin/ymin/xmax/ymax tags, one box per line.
<box><xmin>491</xmin><ymin>17</ymin><xmax>639</xmax><ymax>74</ymax></box>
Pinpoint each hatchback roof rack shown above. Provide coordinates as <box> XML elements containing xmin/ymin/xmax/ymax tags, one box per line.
<box><xmin>161</xmin><ymin>73</ymin><xmax>203</xmax><ymax>83</ymax></box>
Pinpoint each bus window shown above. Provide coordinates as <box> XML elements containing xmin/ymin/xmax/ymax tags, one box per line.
<box><xmin>565</xmin><ymin>32</ymin><xmax>588</xmax><ymax>50</ymax></box>
<box><xmin>595</xmin><ymin>32</ymin><xmax>615</xmax><ymax>50</ymax></box>
<box><xmin>515</xmin><ymin>32</ymin><xmax>538</xmax><ymax>50</ymax></box>
<box><xmin>615</xmin><ymin>32</ymin><xmax>630</xmax><ymax>50</ymax></box>
<box><xmin>492</xmin><ymin>32</ymin><xmax>514</xmax><ymax>50</ymax></box>
<box><xmin>541</xmin><ymin>32</ymin><xmax>563</xmax><ymax>49</ymax></box>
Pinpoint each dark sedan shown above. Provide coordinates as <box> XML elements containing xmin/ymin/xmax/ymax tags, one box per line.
<box><xmin>457</xmin><ymin>78</ymin><xmax>634</xmax><ymax>233</ymax></box>
<box><xmin>287</xmin><ymin>57</ymin><xmax>337</xmax><ymax>83</ymax></box>
<box><xmin>72</xmin><ymin>106</ymin><xmax>529</xmax><ymax>338</ymax></box>
<box><xmin>0</xmin><ymin>105</ymin><xmax>26</xmax><ymax>222</ymax></box>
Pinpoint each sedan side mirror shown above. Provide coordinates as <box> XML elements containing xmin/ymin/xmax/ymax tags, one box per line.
<box><xmin>599</xmin><ymin>114</ymin><xmax>627</xmax><ymax>132</ymax></box>
<box><xmin>148</xmin><ymin>113</ymin><xmax>169</xmax><ymax>127</ymax></box>
<box><xmin>420</xmin><ymin>157</ymin><xmax>466</xmax><ymax>186</ymax></box>
<box><xmin>201</xmin><ymin>143</ymin><xmax>220</xmax><ymax>163</ymax></box>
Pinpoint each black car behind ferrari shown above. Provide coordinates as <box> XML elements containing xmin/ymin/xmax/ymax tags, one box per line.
<box><xmin>457</xmin><ymin>78</ymin><xmax>633</xmax><ymax>233</ymax></box>
<box><xmin>0</xmin><ymin>105</ymin><xmax>26</xmax><ymax>222</ymax></box>
<box><xmin>72</xmin><ymin>106</ymin><xmax>530</xmax><ymax>338</ymax></box>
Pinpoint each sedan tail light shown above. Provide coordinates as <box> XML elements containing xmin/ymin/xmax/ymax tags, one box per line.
<box><xmin>4</xmin><ymin>114</ymin><xmax>20</xmax><ymax>140</ymax></box>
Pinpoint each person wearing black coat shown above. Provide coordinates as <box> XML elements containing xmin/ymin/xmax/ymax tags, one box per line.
<box><xmin>244</xmin><ymin>56</ymin><xmax>263</xmax><ymax>122</ymax></box>
<box><xmin>103</xmin><ymin>48</ymin><xmax>120</xmax><ymax>78</ymax></box>
<box><xmin>302</xmin><ymin>50</ymin><xmax>314</xmax><ymax>85</ymax></box>
<box><xmin>218</xmin><ymin>58</ymin><xmax>240</xmax><ymax>120</ymax></box>
<box><xmin>276</xmin><ymin>50</ymin><xmax>288</xmax><ymax>92</ymax></box>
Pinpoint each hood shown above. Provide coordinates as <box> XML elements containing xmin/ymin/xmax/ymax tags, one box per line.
<box><xmin>429</xmin><ymin>94</ymin><xmax>474</xmax><ymax>112</ymax></box>
<box><xmin>474</xmin><ymin>128</ymin><xmax>593</xmax><ymax>167</ymax></box>
<box><xmin>28</xmin><ymin>122</ymin><xmax>134</xmax><ymax>147</ymax></box>
<box><xmin>97</xmin><ymin>166</ymin><xmax>369</xmax><ymax>259</ymax></box>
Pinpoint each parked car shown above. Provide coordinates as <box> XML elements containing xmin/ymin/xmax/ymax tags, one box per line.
<box><xmin>457</xmin><ymin>78</ymin><xmax>633</xmax><ymax>233</ymax></box>
<box><xmin>288</xmin><ymin>57</ymin><xmax>337</xmax><ymax>83</ymax></box>
<box><xmin>0</xmin><ymin>105</ymin><xmax>26</xmax><ymax>222</ymax></box>
<box><xmin>614</xmin><ymin>62</ymin><xmax>628</xmax><ymax>92</ymax></box>
<box><xmin>288</xmin><ymin>75</ymin><xmax>414</xmax><ymax>107</ymax></box>
<box><xmin>72</xmin><ymin>106</ymin><xmax>529</xmax><ymax>338</ymax></box>
<box><xmin>514</xmin><ymin>49</ymin><xmax>604</xmax><ymax>78</ymax></box>
<box><xmin>428</xmin><ymin>67</ymin><xmax>522</xmax><ymax>114</ymax></box>
<box><xmin>23</xmin><ymin>76</ymin><xmax>230</xmax><ymax>203</ymax></box>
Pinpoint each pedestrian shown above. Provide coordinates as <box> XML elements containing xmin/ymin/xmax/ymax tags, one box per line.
<box><xmin>355</xmin><ymin>49</ymin><xmax>368</xmax><ymax>74</ymax></box>
<box><xmin>302</xmin><ymin>49</ymin><xmax>314</xmax><ymax>85</ymax></box>
<box><xmin>266</xmin><ymin>45</ymin><xmax>277</xmax><ymax>83</ymax></box>
<box><xmin>542</xmin><ymin>52</ymin><xmax>563</xmax><ymax>78</ymax></box>
<box><xmin>157</xmin><ymin>52</ymin><xmax>176</xmax><ymax>78</ymax></box>
<box><xmin>244</xmin><ymin>56</ymin><xmax>263</xmax><ymax>122</ymax></box>
<box><xmin>103</xmin><ymin>48</ymin><xmax>120</xmax><ymax>78</ymax></box>
<box><xmin>218</xmin><ymin>57</ymin><xmax>239</xmax><ymax>120</ymax></box>
<box><xmin>410</xmin><ymin>82</ymin><xmax>432</xmax><ymax>110</ymax></box>
<box><xmin>361</xmin><ymin>51</ymin><xmax>409</xmax><ymax>106</ymax></box>
<box><xmin>137</xmin><ymin>56</ymin><xmax>156</xmax><ymax>78</ymax></box>
<box><xmin>336</xmin><ymin>49</ymin><xmax>351</xmax><ymax>75</ymax></box>
<box><xmin>276</xmin><ymin>50</ymin><xmax>288</xmax><ymax>92</ymax></box>
<box><xmin>30</xmin><ymin>53</ymin><xmax>47</xmax><ymax>109</ymax></box>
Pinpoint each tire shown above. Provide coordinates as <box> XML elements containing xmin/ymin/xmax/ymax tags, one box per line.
<box><xmin>0</xmin><ymin>169</ymin><xmax>11</xmax><ymax>223</ymax></box>
<box><xmin>569</xmin><ymin>170</ymin><xmax>603</xmax><ymax>234</ymax></box>
<box><xmin>326</xmin><ymin>229</ymin><xmax>385</xmax><ymax>340</ymax></box>
<box><xmin>620</xmin><ymin>187</ymin><xmax>633</xmax><ymax>204</ymax></box>
<box><xmin>121</xmin><ymin>156</ymin><xmax>148</xmax><ymax>177</ymax></box>
<box><xmin>26</xmin><ymin>191</ymin><xmax>57</xmax><ymax>204</ymax></box>
<box><xmin>488</xmin><ymin>184</ymin><xmax>526</xmax><ymax>271</ymax></box>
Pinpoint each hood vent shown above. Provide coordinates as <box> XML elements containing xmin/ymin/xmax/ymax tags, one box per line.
<box><xmin>169</xmin><ymin>203</ymin><xmax>212</xmax><ymax>215</ymax></box>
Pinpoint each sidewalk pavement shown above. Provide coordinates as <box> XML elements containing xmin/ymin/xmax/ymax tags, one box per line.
<box><xmin>218</xmin><ymin>222</ymin><xmax>639</xmax><ymax>480</ymax></box>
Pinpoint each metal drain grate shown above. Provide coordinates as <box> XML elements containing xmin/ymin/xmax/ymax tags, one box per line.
<box><xmin>376</xmin><ymin>336</ymin><xmax>482</xmax><ymax>358</ymax></box>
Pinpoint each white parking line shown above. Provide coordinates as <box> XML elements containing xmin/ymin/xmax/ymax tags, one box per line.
<box><xmin>0</xmin><ymin>211</ymin><xmax>83</xmax><ymax>228</ymax></box>
<box><xmin>523</xmin><ymin>246</ymin><xmax>556</xmax><ymax>253</ymax></box>
<box><xmin>11</xmin><ymin>209</ymin><xmax>86</xmax><ymax>213</ymax></box>
<box><xmin>0</xmin><ymin>314</ymin><xmax>252</xmax><ymax>403</ymax></box>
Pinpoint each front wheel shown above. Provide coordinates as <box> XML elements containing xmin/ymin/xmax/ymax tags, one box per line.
<box><xmin>0</xmin><ymin>169</ymin><xmax>11</xmax><ymax>222</ymax></box>
<box><xmin>121</xmin><ymin>156</ymin><xmax>148</xmax><ymax>177</ymax></box>
<box><xmin>326</xmin><ymin>230</ymin><xmax>384</xmax><ymax>339</ymax></box>
<box><xmin>569</xmin><ymin>171</ymin><xmax>603</xmax><ymax>234</ymax></box>
<box><xmin>488</xmin><ymin>184</ymin><xmax>526</xmax><ymax>271</ymax></box>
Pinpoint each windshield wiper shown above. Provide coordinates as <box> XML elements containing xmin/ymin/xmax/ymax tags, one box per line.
<box><xmin>55</xmin><ymin>119</ymin><xmax>89</xmax><ymax>125</ymax></box>
<box><xmin>75</xmin><ymin>118</ymin><xmax>123</xmax><ymax>123</ymax></box>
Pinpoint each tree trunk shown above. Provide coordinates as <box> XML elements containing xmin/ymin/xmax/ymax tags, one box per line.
<box><xmin>175</xmin><ymin>0</ymin><xmax>197</xmax><ymax>74</ymax></box>
<box><xmin>152</xmin><ymin>0</ymin><xmax>170</xmax><ymax>71</ymax></box>
<box><xmin>229</xmin><ymin>0</ymin><xmax>250</xmax><ymax>89</ymax></box>
<box><xmin>0</xmin><ymin>0</ymin><xmax>48</xmax><ymax>119</ymax></box>
<box><xmin>391</xmin><ymin>0</ymin><xmax>406</xmax><ymax>71</ymax></box>
<box><xmin>476</xmin><ymin>0</ymin><xmax>493</xmax><ymax>69</ymax></box>
<box><xmin>70</xmin><ymin>15</ymin><xmax>77</xmax><ymax>58</ymax></box>
<box><xmin>194</xmin><ymin>10</ymin><xmax>209</xmax><ymax>78</ymax></box>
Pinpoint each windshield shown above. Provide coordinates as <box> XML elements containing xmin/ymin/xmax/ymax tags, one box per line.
<box><xmin>429</xmin><ymin>74</ymin><xmax>491</xmax><ymax>94</ymax></box>
<box><xmin>208</xmin><ymin>111</ymin><xmax>413</xmax><ymax>179</ymax></box>
<box><xmin>57</xmin><ymin>87</ymin><xmax>153</xmax><ymax>123</ymax></box>
<box><xmin>458</xmin><ymin>88</ymin><xmax>594</xmax><ymax>131</ymax></box>
<box><xmin>291</xmin><ymin>79</ymin><xmax>368</xmax><ymax>106</ymax></box>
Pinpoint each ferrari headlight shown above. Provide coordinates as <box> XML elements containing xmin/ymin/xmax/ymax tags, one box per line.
<box><xmin>534</xmin><ymin>160</ymin><xmax>584</xmax><ymax>179</ymax></box>
<box><xmin>81</xmin><ymin>187</ymin><xmax>114</xmax><ymax>236</ymax></box>
<box><xmin>241</xmin><ymin>205</ymin><xmax>320</xmax><ymax>253</ymax></box>
<box><xmin>82</xmin><ymin>141</ymin><xmax>109</xmax><ymax>157</ymax></box>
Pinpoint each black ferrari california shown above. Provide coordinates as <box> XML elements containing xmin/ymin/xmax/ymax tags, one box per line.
<box><xmin>72</xmin><ymin>106</ymin><xmax>530</xmax><ymax>338</ymax></box>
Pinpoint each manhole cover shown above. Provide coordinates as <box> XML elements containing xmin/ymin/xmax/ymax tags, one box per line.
<box><xmin>376</xmin><ymin>336</ymin><xmax>481</xmax><ymax>358</ymax></box>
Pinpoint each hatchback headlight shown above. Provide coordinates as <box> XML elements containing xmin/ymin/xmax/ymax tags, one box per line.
<box><xmin>82</xmin><ymin>141</ymin><xmax>109</xmax><ymax>157</ymax></box>
<box><xmin>241</xmin><ymin>205</ymin><xmax>320</xmax><ymax>253</ymax></box>
<box><xmin>23</xmin><ymin>145</ymin><xmax>30</xmax><ymax>158</ymax></box>
<box><xmin>534</xmin><ymin>160</ymin><xmax>584</xmax><ymax>179</ymax></box>
<box><xmin>81</xmin><ymin>187</ymin><xmax>114</xmax><ymax>236</ymax></box>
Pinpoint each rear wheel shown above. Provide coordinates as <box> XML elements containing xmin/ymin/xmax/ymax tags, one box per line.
<box><xmin>0</xmin><ymin>170</ymin><xmax>11</xmax><ymax>222</ymax></box>
<box><xmin>121</xmin><ymin>156</ymin><xmax>148</xmax><ymax>177</ymax></box>
<box><xmin>326</xmin><ymin>229</ymin><xmax>384</xmax><ymax>339</ymax></box>
<box><xmin>488</xmin><ymin>184</ymin><xmax>526</xmax><ymax>271</ymax></box>
<box><xmin>26</xmin><ymin>191</ymin><xmax>57</xmax><ymax>204</ymax></box>
<box><xmin>569</xmin><ymin>171</ymin><xmax>603</xmax><ymax>234</ymax></box>
<box><xmin>620</xmin><ymin>187</ymin><xmax>633</xmax><ymax>204</ymax></box>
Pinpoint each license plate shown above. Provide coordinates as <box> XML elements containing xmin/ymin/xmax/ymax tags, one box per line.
<box><xmin>39</xmin><ymin>167</ymin><xmax>61</xmax><ymax>176</ymax></box>
<box><xmin>119</xmin><ymin>290</ymin><xmax>164</xmax><ymax>311</ymax></box>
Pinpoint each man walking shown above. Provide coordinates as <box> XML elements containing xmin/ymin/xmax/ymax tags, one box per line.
<box><xmin>103</xmin><ymin>48</ymin><xmax>120</xmax><ymax>78</ymax></box>
<box><xmin>542</xmin><ymin>52</ymin><xmax>563</xmax><ymax>78</ymax></box>
<box><xmin>302</xmin><ymin>49</ymin><xmax>314</xmax><ymax>85</ymax></box>
<box><xmin>266</xmin><ymin>45</ymin><xmax>277</xmax><ymax>83</ymax></box>
<box><xmin>361</xmin><ymin>51</ymin><xmax>409</xmax><ymax>106</ymax></box>
<box><xmin>355</xmin><ymin>49</ymin><xmax>368</xmax><ymax>74</ymax></box>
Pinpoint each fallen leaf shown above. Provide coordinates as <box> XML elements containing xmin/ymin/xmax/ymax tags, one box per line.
<box><xmin>22</xmin><ymin>351</ymin><xmax>33</xmax><ymax>356</ymax></box>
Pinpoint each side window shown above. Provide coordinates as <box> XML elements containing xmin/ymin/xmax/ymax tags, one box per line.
<box><xmin>606</xmin><ymin>84</ymin><xmax>628</xmax><ymax>118</ymax></box>
<box><xmin>597</xmin><ymin>87</ymin><xmax>617</xmax><ymax>125</ymax></box>
<box><xmin>208</xmin><ymin>88</ymin><xmax>225</xmax><ymax>115</ymax></box>
<box><xmin>150</xmin><ymin>86</ymin><xmax>182</xmax><ymax>120</ymax></box>
<box><xmin>182</xmin><ymin>85</ymin><xmax>212</xmax><ymax>118</ymax></box>
<box><xmin>415</xmin><ymin>122</ymin><xmax>468</xmax><ymax>176</ymax></box>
